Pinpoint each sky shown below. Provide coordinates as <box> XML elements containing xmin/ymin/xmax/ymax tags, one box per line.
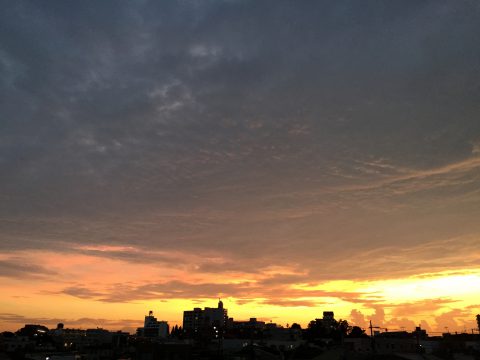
<box><xmin>1</xmin><ymin>0</ymin><xmax>480</xmax><ymax>334</ymax></box>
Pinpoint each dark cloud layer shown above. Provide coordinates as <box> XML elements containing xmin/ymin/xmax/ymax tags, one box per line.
<box><xmin>1</xmin><ymin>0</ymin><xmax>480</xmax><ymax>285</ymax></box>
<box><xmin>0</xmin><ymin>258</ymin><xmax>56</xmax><ymax>279</ymax></box>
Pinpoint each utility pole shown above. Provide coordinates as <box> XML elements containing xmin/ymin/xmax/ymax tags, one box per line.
<box><xmin>368</xmin><ymin>320</ymin><xmax>386</xmax><ymax>354</ymax></box>
<box><xmin>369</xmin><ymin>321</ymin><xmax>375</xmax><ymax>353</ymax></box>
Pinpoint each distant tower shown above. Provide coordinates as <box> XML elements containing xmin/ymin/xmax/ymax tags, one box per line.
<box><xmin>218</xmin><ymin>298</ymin><xmax>223</xmax><ymax>309</ymax></box>
<box><xmin>476</xmin><ymin>314</ymin><xmax>480</xmax><ymax>333</ymax></box>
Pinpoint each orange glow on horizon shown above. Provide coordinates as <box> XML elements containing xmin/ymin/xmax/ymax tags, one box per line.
<box><xmin>0</xmin><ymin>250</ymin><xmax>478</xmax><ymax>334</ymax></box>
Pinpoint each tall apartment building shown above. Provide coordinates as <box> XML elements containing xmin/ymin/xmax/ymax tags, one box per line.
<box><xmin>183</xmin><ymin>300</ymin><xmax>228</xmax><ymax>335</ymax></box>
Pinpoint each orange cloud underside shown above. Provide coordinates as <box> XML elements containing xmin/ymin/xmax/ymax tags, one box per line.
<box><xmin>1</xmin><ymin>250</ymin><xmax>479</xmax><ymax>333</ymax></box>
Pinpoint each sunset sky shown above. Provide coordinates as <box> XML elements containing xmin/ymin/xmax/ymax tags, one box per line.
<box><xmin>1</xmin><ymin>1</ymin><xmax>480</xmax><ymax>334</ymax></box>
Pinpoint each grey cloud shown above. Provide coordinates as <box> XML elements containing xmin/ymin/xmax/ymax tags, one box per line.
<box><xmin>195</xmin><ymin>260</ymin><xmax>270</xmax><ymax>274</ymax></box>
<box><xmin>2</xmin><ymin>1</ymin><xmax>480</xmax><ymax>206</ymax></box>
<box><xmin>1</xmin><ymin>0</ymin><xmax>480</xmax><ymax>285</ymax></box>
<box><xmin>60</xmin><ymin>286</ymin><xmax>105</xmax><ymax>300</ymax></box>
<box><xmin>74</xmin><ymin>248</ymin><xmax>186</xmax><ymax>267</ymax></box>
<box><xmin>257</xmin><ymin>274</ymin><xmax>310</xmax><ymax>286</ymax></box>
<box><xmin>304</xmin><ymin>235</ymin><xmax>480</xmax><ymax>281</ymax></box>
<box><xmin>0</xmin><ymin>258</ymin><xmax>56</xmax><ymax>279</ymax></box>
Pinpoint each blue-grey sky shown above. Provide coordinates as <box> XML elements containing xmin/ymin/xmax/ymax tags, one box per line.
<box><xmin>1</xmin><ymin>0</ymin><xmax>480</xmax><ymax>331</ymax></box>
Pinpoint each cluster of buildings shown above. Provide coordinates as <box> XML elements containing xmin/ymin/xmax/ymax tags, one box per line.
<box><xmin>0</xmin><ymin>324</ymin><xmax>129</xmax><ymax>360</ymax></box>
<box><xmin>1</xmin><ymin>301</ymin><xmax>479</xmax><ymax>360</ymax></box>
<box><xmin>137</xmin><ymin>299</ymin><xmax>302</xmax><ymax>344</ymax></box>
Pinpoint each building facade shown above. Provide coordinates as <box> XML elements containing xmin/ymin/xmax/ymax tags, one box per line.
<box><xmin>183</xmin><ymin>300</ymin><xmax>228</xmax><ymax>337</ymax></box>
<box><xmin>137</xmin><ymin>311</ymin><xmax>169</xmax><ymax>338</ymax></box>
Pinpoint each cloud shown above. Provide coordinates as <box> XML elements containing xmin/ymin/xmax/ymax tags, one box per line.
<box><xmin>389</xmin><ymin>299</ymin><xmax>458</xmax><ymax>317</ymax></box>
<box><xmin>304</xmin><ymin>235</ymin><xmax>480</xmax><ymax>281</ymax></box>
<box><xmin>0</xmin><ymin>258</ymin><xmax>56</xmax><ymax>279</ymax></box>
<box><xmin>350</xmin><ymin>309</ymin><xmax>368</xmax><ymax>328</ymax></box>
<box><xmin>260</xmin><ymin>299</ymin><xmax>322</xmax><ymax>308</ymax></box>
<box><xmin>61</xmin><ymin>286</ymin><xmax>106</xmax><ymax>300</ymax></box>
<box><xmin>348</xmin><ymin>307</ymin><xmax>419</xmax><ymax>332</ymax></box>
<box><xmin>370</xmin><ymin>306</ymin><xmax>386</xmax><ymax>328</ymax></box>
<box><xmin>337</xmin><ymin>156</ymin><xmax>480</xmax><ymax>196</ymax></box>
<box><xmin>433</xmin><ymin>309</ymin><xmax>478</xmax><ymax>332</ymax></box>
<box><xmin>73</xmin><ymin>246</ymin><xmax>187</xmax><ymax>267</ymax></box>
<box><xmin>385</xmin><ymin>317</ymin><xmax>417</xmax><ymax>331</ymax></box>
<box><xmin>347</xmin><ymin>303</ymin><xmax>479</xmax><ymax>333</ymax></box>
<box><xmin>56</xmin><ymin>279</ymin><xmax>368</xmax><ymax>305</ymax></box>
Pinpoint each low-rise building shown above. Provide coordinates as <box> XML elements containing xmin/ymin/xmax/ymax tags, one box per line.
<box><xmin>136</xmin><ymin>311</ymin><xmax>169</xmax><ymax>338</ymax></box>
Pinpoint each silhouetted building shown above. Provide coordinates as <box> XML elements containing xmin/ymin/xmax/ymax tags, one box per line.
<box><xmin>183</xmin><ymin>300</ymin><xmax>227</xmax><ymax>337</ymax></box>
<box><xmin>183</xmin><ymin>308</ymin><xmax>204</xmax><ymax>335</ymax></box>
<box><xmin>413</xmin><ymin>326</ymin><xmax>428</xmax><ymax>340</ymax></box>
<box><xmin>137</xmin><ymin>311</ymin><xmax>169</xmax><ymax>338</ymax></box>
<box><xmin>0</xmin><ymin>332</ymin><xmax>35</xmax><ymax>353</ymax></box>
<box><xmin>231</xmin><ymin>318</ymin><xmax>266</xmax><ymax>330</ymax></box>
<box><xmin>322</xmin><ymin>311</ymin><xmax>335</xmax><ymax>329</ymax></box>
<box><xmin>442</xmin><ymin>332</ymin><xmax>480</xmax><ymax>352</ymax></box>
<box><xmin>227</xmin><ymin>318</ymin><xmax>266</xmax><ymax>340</ymax></box>
<box><xmin>345</xmin><ymin>336</ymin><xmax>418</xmax><ymax>354</ymax></box>
<box><xmin>85</xmin><ymin>328</ymin><xmax>112</xmax><ymax>345</ymax></box>
<box><xmin>204</xmin><ymin>300</ymin><xmax>228</xmax><ymax>328</ymax></box>
<box><xmin>16</xmin><ymin>325</ymin><xmax>49</xmax><ymax>338</ymax></box>
<box><xmin>323</xmin><ymin>311</ymin><xmax>334</xmax><ymax>321</ymax></box>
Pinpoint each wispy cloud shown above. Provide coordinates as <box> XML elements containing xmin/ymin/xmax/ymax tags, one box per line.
<box><xmin>55</xmin><ymin>279</ymin><xmax>368</xmax><ymax>306</ymax></box>
<box><xmin>0</xmin><ymin>258</ymin><xmax>56</xmax><ymax>279</ymax></box>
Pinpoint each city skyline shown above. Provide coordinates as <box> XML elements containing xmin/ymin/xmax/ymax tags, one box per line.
<box><xmin>1</xmin><ymin>1</ymin><xmax>480</xmax><ymax>335</ymax></box>
<box><xmin>3</xmin><ymin>300</ymin><xmax>479</xmax><ymax>336</ymax></box>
